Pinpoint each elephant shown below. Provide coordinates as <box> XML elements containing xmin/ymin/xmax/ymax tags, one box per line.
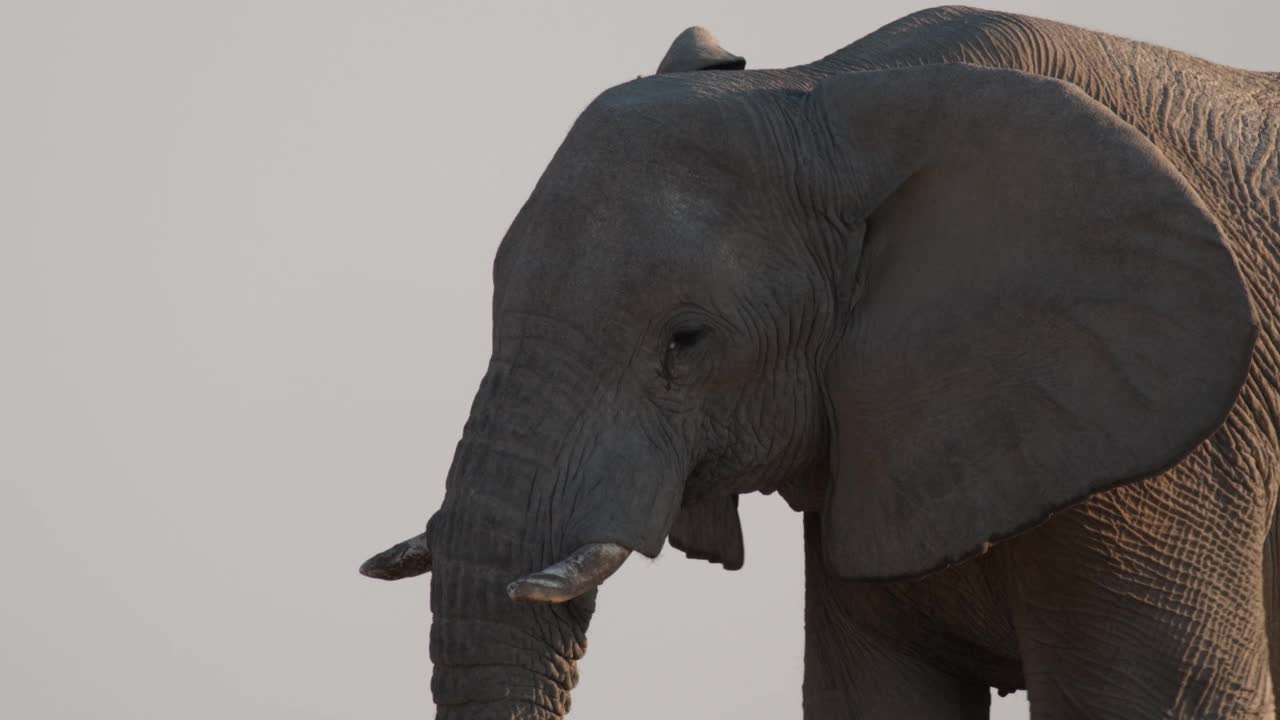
<box><xmin>360</xmin><ymin>6</ymin><xmax>1280</xmax><ymax>718</ymax></box>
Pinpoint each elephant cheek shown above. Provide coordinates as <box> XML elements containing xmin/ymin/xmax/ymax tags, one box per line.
<box><xmin>565</xmin><ymin>422</ymin><xmax>687</xmax><ymax>559</ymax></box>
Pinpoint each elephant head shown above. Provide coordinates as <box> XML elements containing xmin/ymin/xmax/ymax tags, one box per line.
<box><xmin>362</xmin><ymin>27</ymin><xmax>1255</xmax><ymax>717</ymax></box>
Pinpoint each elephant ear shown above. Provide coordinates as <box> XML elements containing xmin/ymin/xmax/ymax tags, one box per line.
<box><xmin>656</xmin><ymin>27</ymin><xmax>745</xmax><ymax>74</ymax></box>
<box><xmin>668</xmin><ymin>494</ymin><xmax>744</xmax><ymax>570</ymax></box>
<box><xmin>812</xmin><ymin>64</ymin><xmax>1256</xmax><ymax>579</ymax></box>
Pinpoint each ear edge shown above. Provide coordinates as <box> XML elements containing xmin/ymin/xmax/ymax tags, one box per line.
<box><xmin>812</xmin><ymin>63</ymin><xmax>1257</xmax><ymax>581</ymax></box>
<box><xmin>656</xmin><ymin>26</ymin><xmax>746</xmax><ymax>75</ymax></box>
<box><xmin>822</xmin><ymin>317</ymin><xmax>1256</xmax><ymax>581</ymax></box>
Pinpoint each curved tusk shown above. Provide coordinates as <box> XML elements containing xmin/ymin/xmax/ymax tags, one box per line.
<box><xmin>359</xmin><ymin>531</ymin><xmax>432</xmax><ymax>581</ymax></box>
<box><xmin>507</xmin><ymin>542</ymin><xmax>632</xmax><ymax>603</ymax></box>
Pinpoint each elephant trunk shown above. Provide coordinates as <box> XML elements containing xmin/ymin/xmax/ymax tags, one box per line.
<box><xmin>430</xmin><ymin>564</ymin><xmax>586</xmax><ymax>719</ymax></box>
<box><xmin>422</xmin><ymin>345</ymin><xmax>684</xmax><ymax>718</ymax></box>
<box><xmin>427</xmin><ymin>442</ymin><xmax>590</xmax><ymax>719</ymax></box>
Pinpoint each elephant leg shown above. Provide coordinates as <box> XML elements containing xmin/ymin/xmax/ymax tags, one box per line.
<box><xmin>1006</xmin><ymin>456</ymin><xmax>1275</xmax><ymax>720</ymax></box>
<box><xmin>802</xmin><ymin>513</ymin><xmax>990</xmax><ymax>720</ymax></box>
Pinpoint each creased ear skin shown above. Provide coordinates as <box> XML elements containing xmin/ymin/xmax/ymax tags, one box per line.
<box><xmin>668</xmin><ymin>494</ymin><xmax>745</xmax><ymax>570</ymax></box>
<box><xmin>812</xmin><ymin>64</ymin><xmax>1257</xmax><ymax>580</ymax></box>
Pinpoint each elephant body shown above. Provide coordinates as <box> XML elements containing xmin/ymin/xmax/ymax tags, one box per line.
<box><xmin>793</xmin><ymin>8</ymin><xmax>1280</xmax><ymax>719</ymax></box>
<box><xmin>364</xmin><ymin>7</ymin><xmax>1280</xmax><ymax>718</ymax></box>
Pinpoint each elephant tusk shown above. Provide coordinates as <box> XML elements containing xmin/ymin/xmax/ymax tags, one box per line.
<box><xmin>359</xmin><ymin>531</ymin><xmax>432</xmax><ymax>581</ymax></box>
<box><xmin>506</xmin><ymin>542</ymin><xmax>632</xmax><ymax>603</ymax></box>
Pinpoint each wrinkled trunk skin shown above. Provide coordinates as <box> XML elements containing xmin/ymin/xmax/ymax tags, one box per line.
<box><xmin>430</xmin><ymin>557</ymin><xmax>588</xmax><ymax>720</ymax></box>
<box><xmin>425</xmin><ymin>337</ymin><xmax>681</xmax><ymax>719</ymax></box>
<box><xmin>429</xmin><ymin>486</ymin><xmax>590</xmax><ymax>719</ymax></box>
<box><xmin>427</xmin><ymin>353</ymin><xmax>588</xmax><ymax>719</ymax></box>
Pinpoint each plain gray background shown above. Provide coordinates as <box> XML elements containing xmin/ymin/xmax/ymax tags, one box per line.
<box><xmin>3</xmin><ymin>2</ymin><xmax>1276</xmax><ymax>718</ymax></box>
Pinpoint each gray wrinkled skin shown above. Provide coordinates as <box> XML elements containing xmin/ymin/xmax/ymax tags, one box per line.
<box><xmin>364</xmin><ymin>7</ymin><xmax>1280</xmax><ymax>718</ymax></box>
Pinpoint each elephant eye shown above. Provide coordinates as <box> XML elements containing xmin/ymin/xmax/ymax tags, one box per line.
<box><xmin>668</xmin><ymin>328</ymin><xmax>705</xmax><ymax>352</ymax></box>
<box><xmin>659</xmin><ymin>325</ymin><xmax>711</xmax><ymax>384</ymax></box>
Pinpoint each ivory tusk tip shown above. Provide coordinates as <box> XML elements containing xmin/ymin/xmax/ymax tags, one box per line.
<box><xmin>507</xmin><ymin>574</ymin><xmax>573</xmax><ymax>603</ymax></box>
<box><xmin>506</xmin><ymin>542</ymin><xmax>632</xmax><ymax>604</ymax></box>
<box><xmin>359</xmin><ymin>532</ymin><xmax>432</xmax><ymax>581</ymax></box>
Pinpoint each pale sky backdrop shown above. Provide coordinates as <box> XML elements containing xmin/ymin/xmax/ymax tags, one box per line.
<box><xmin>2</xmin><ymin>2</ymin><xmax>1276</xmax><ymax>718</ymax></box>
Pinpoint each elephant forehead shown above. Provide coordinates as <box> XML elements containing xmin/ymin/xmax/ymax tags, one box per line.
<box><xmin>492</xmin><ymin>79</ymin><xmax>786</xmax><ymax>330</ymax></box>
<box><xmin>499</xmin><ymin>199</ymin><xmax>741</xmax><ymax>319</ymax></box>
<box><xmin>504</xmin><ymin>154</ymin><xmax>750</xmax><ymax>284</ymax></box>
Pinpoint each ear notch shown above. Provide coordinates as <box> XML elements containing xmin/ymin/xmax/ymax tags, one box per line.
<box><xmin>657</xmin><ymin>27</ymin><xmax>746</xmax><ymax>74</ymax></box>
<box><xmin>667</xmin><ymin>494</ymin><xmax>744</xmax><ymax>570</ymax></box>
<box><xmin>813</xmin><ymin>64</ymin><xmax>1256</xmax><ymax>580</ymax></box>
